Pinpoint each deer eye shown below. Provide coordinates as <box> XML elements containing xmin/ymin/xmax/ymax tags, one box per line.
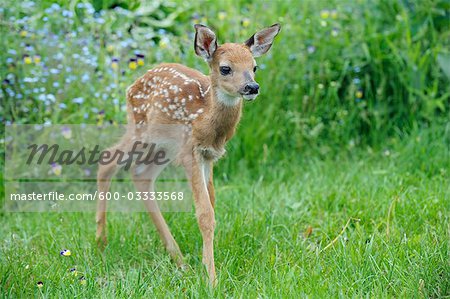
<box><xmin>253</xmin><ymin>66</ymin><xmax>258</xmax><ymax>73</ymax></box>
<box><xmin>219</xmin><ymin>66</ymin><xmax>232</xmax><ymax>76</ymax></box>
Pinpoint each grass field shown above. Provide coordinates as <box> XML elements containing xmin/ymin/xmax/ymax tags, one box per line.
<box><xmin>1</xmin><ymin>127</ymin><xmax>449</xmax><ymax>297</ymax></box>
<box><xmin>1</xmin><ymin>0</ymin><xmax>449</xmax><ymax>297</ymax></box>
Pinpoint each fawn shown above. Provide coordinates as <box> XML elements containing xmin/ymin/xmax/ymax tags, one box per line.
<box><xmin>96</xmin><ymin>23</ymin><xmax>281</xmax><ymax>285</ymax></box>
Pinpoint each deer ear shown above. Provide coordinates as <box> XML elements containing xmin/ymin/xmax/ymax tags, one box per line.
<box><xmin>194</xmin><ymin>24</ymin><xmax>218</xmax><ymax>62</ymax></box>
<box><xmin>244</xmin><ymin>24</ymin><xmax>281</xmax><ymax>57</ymax></box>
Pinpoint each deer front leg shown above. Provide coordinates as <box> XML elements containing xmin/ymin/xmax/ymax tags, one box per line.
<box><xmin>207</xmin><ymin>163</ymin><xmax>215</xmax><ymax>209</ymax></box>
<box><xmin>191</xmin><ymin>155</ymin><xmax>216</xmax><ymax>286</ymax></box>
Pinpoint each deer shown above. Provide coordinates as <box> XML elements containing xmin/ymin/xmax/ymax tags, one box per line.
<box><xmin>95</xmin><ymin>23</ymin><xmax>281</xmax><ymax>285</ymax></box>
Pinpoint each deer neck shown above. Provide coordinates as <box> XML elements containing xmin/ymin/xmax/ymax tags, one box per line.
<box><xmin>210</xmin><ymin>82</ymin><xmax>243</xmax><ymax>127</ymax></box>
<box><xmin>193</xmin><ymin>82</ymin><xmax>243</xmax><ymax>150</ymax></box>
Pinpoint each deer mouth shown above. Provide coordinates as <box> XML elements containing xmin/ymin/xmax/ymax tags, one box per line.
<box><xmin>242</xmin><ymin>93</ymin><xmax>258</xmax><ymax>101</ymax></box>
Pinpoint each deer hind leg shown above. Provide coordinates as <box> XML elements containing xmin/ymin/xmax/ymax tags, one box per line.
<box><xmin>132</xmin><ymin>163</ymin><xmax>185</xmax><ymax>268</ymax></box>
<box><xmin>96</xmin><ymin>142</ymin><xmax>125</xmax><ymax>249</ymax></box>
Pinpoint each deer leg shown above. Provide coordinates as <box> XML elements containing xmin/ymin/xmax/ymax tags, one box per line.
<box><xmin>132</xmin><ymin>165</ymin><xmax>185</xmax><ymax>268</ymax></box>
<box><xmin>96</xmin><ymin>146</ymin><xmax>121</xmax><ymax>249</ymax></box>
<box><xmin>206</xmin><ymin>163</ymin><xmax>215</xmax><ymax>209</ymax></box>
<box><xmin>191</xmin><ymin>155</ymin><xmax>216</xmax><ymax>285</ymax></box>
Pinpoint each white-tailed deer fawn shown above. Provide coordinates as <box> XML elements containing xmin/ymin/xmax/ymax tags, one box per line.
<box><xmin>96</xmin><ymin>23</ymin><xmax>281</xmax><ymax>285</ymax></box>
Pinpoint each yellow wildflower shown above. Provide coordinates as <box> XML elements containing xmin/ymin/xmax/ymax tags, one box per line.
<box><xmin>159</xmin><ymin>40</ymin><xmax>168</xmax><ymax>49</ymax></box>
<box><xmin>136</xmin><ymin>54</ymin><xmax>145</xmax><ymax>66</ymax></box>
<box><xmin>111</xmin><ymin>58</ymin><xmax>119</xmax><ymax>70</ymax></box>
<box><xmin>23</xmin><ymin>55</ymin><xmax>32</xmax><ymax>64</ymax></box>
<box><xmin>128</xmin><ymin>59</ymin><xmax>137</xmax><ymax>70</ymax></box>
<box><xmin>79</xmin><ymin>276</ymin><xmax>86</xmax><ymax>285</ymax></box>
<box><xmin>33</xmin><ymin>55</ymin><xmax>41</xmax><ymax>64</ymax></box>
<box><xmin>331</xmin><ymin>10</ymin><xmax>338</xmax><ymax>19</ymax></box>
<box><xmin>320</xmin><ymin>10</ymin><xmax>330</xmax><ymax>19</ymax></box>
<box><xmin>218</xmin><ymin>11</ymin><xmax>227</xmax><ymax>21</ymax></box>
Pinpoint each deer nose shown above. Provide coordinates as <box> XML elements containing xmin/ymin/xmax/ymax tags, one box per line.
<box><xmin>244</xmin><ymin>82</ymin><xmax>259</xmax><ymax>94</ymax></box>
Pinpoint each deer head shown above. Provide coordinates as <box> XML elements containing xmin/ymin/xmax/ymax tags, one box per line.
<box><xmin>194</xmin><ymin>23</ymin><xmax>281</xmax><ymax>105</ymax></box>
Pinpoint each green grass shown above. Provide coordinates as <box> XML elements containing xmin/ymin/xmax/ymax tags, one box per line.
<box><xmin>1</xmin><ymin>127</ymin><xmax>449</xmax><ymax>297</ymax></box>
<box><xmin>1</xmin><ymin>0</ymin><xmax>449</xmax><ymax>157</ymax></box>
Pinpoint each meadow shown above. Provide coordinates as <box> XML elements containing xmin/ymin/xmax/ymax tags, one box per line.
<box><xmin>1</xmin><ymin>0</ymin><xmax>449</xmax><ymax>297</ymax></box>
